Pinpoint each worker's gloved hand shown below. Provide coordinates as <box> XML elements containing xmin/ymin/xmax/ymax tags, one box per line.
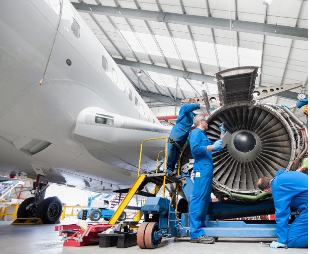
<box><xmin>281</xmin><ymin>104</ymin><xmax>291</xmax><ymax>110</ymax></box>
<box><xmin>213</xmin><ymin>139</ymin><xmax>223</xmax><ymax>151</ymax></box>
<box><xmin>210</xmin><ymin>105</ymin><xmax>214</xmax><ymax>111</ymax></box>
<box><xmin>219</xmin><ymin>122</ymin><xmax>225</xmax><ymax>134</ymax></box>
<box><xmin>270</xmin><ymin>241</ymin><xmax>286</xmax><ymax>248</ymax></box>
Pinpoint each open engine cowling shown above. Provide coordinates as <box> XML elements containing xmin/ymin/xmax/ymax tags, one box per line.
<box><xmin>180</xmin><ymin>67</ymin><xmax>307</xmax><ymax>202</ymax></box>
<box><xmin>180</xmin><ymin>102</ymin><xmax>306</xmax><ymax>203</ymax></box>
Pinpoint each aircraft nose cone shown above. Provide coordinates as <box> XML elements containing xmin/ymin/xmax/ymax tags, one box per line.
<box><xmin>233</xmin><ymin>131</ymin><xmax>256</xmax><ymax>153</ymax></box>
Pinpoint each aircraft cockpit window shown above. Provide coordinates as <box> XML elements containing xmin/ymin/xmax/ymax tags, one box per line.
<box><xmin>71</xmin><ymin>18</ymin><xmax>80</xmax><ymax>38</ymax></box>
<box><xmin>95</xmin><ymin>114</ymin><xmax>114</xmax><ymax>125</ymax></box>
<box><xmin>102</xmin><ymin>56</ymin><xmax>108</xmax><ymax>71</ymax></box>
<box><xmin>129</xmin><ymin>89</ymin><xmax>133</xmax><ymax>101</ymax></box>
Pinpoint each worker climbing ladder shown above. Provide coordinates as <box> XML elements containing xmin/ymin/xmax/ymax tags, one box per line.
<box><xmin>103</xmin><ymin>137</ymin><xmax>279</xmax><ymax>250</ymax></box>
<box><xmin>108</xmin><ymin>137</ymin><xmax>182</xmax><ymax>226</ymax></box>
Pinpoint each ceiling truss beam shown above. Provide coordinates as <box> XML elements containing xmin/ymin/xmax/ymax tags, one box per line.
<box><xmin>113</xmin><ymin>58</ymin><xmax>215</xmax><ymax>85</ymax></box>
<box><xmin>72</xmin><ymin>3</ymin><xmax>308</xmax><ymax>41</ymax></box>
<box><xmin>140</xmin><ymin>91</ymin><xmax>181</xmax><ymax>105</ymax></box>
<box><xmin>280</xmin><ymin>0</ymin><xmax>304</xmax><ymax>85</ymax></box>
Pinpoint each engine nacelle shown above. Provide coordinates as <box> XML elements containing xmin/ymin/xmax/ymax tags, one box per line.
<box><xmin>180</xmin><ymin>66</ymin><xmax>308</xmax><ymax>203</ymax></box>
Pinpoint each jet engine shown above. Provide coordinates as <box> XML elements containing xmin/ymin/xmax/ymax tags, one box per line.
<box><xmin>180</xmin><ymin>67</ymin><xmax>308</xmax><ymax>202</ymax></box>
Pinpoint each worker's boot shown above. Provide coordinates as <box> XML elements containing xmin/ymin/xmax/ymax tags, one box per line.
<box><xmin>190</xmin><ymin>236</ymin><xmax>215</xmax><ymax>244</ymax></box>
<box><xmin>167</xmin><ymin>170</ymin><xmax>176</xmax><ymax>177</ymax></box>
<box><xmin>167</xmin><ymin>170</ymin><xmax>182</xmax><ymax>179</ymax></box>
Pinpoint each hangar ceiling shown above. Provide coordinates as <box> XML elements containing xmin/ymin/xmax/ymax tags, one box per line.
<box><xmin>70</xmin><ymin>0</ymin><xmax>308</xmax><ymax>119</ymax></box>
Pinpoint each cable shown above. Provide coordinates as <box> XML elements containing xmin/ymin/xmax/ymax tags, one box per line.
<box><xmin>39</xmin><ymin>0</ymin><xmax>64</xmax><ymax>85</ymax></box>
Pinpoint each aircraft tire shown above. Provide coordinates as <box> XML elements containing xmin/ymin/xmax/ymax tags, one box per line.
<box><xmin>17</xmin><ymin>197</ymin><xmax>36</xmax><ymax>218</ymax></box>
<box><xmin>89</xmin><ymin>209</ymin><xmax>101</xmax><ymax>221</ymax></box>
<box><xmin>37</xmin><ymin>196</ymin><xmax>62</xmax><ymax>224</ymax></box>
<box><xmin>118</xmin><ymin>211</ymin><xmax>126</xmax><ymax>221</ymax></box>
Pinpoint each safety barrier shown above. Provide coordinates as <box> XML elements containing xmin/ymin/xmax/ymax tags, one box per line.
<box><xmin>138</xmin><ymin>137</ymin><xmax>168</xmax><ymax>176</ymax></box>
<box><xmin>138</xmin><ymin>137</ymin><xmax>169</xmax><ymax>198</ymax></box>
<box><xmin>0</xmin><ymin>203</ymin><xmax>20</xmax><ymax>221</ymax></box>
<box><xmin>60</xmin><ymin>205</ymin><xmax>87</xmax><ymax>220</ymax></box>
<box><xmin>0</xmin><ymin>204</ymin><xmax>87</xmax><ymax>221</ymax></box>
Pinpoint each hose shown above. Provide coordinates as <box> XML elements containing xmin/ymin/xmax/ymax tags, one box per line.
<box><xmin>286</xmin><ymin>116</ymin><xmax>300</xmax><ymax>155</ymax></box>
<box><xmin>282</xmin><ymin>107</ymin><xmax>305</xmax><ymax>128</ymax></box>
<box><xmin>291</xmin><ymin>128</ymin><xmax>308</xmax><ymax>170</ymax></box>
<box><xmin>278</xmin><ymin>105</ymin><xmax>308</xmax><ymax>171</ymax></box>
<box><xmin>214</xmin><ymin>186</ymin><xmax>270</xmax><ymax>201</ymax></box>
<box><xmin>39</xmin><ymin>0</ymin><xmax>64</xmax><ymax>85</ymax></box>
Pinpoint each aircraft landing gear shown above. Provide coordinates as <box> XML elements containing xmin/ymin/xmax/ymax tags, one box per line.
<box><xmin>16</xmin><ymin>174</ymin><xmax>63</xmax><ymax>224</ymax></box>
<box><xmin>37</xmin><ymin>196</ymin><xmax>62</xmax><ymax>224</ymax></box>
<box><xmin>17</xmin><ymin>197</ymin><xmax>37</xmax><ymax>218</ymax></box>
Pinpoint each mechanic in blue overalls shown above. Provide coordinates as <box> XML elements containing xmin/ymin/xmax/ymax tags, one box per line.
<box><xmin>258</xmin><ymin>170</ymin><xmax>308</xmax><ymax>248</ymax></box>
<box><xmin>188</xmin><ymin>114</ymin><xmax>225</xmax><ymax>243</ymax></box>
<box><xmin>166</xmin><ymin>98</ymin><xmax>206</xmax><ymax>175</ymax></box>
<box><xmin>282</xmin><ymin>95</ymin><xmax>308</xmax><ymax>116</ymax></box>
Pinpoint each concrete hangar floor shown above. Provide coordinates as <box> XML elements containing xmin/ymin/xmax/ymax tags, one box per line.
<box><xmin>0</xmin><ymin>221</ymin><xmax>307</xmax><ymax>254</ymax></box>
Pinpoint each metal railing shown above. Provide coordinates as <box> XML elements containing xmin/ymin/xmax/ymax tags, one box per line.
<box><xmin>0</xmin><ymin>203</ymin><xmax>87</xmax><ymax>221</ymax></box>
<box><xmin>60</xmin><ymin>205</ymin><xmax>87</xmax><ymax>220</ymax></box>
<box><xmin>137</xmin><ymin>137</ymin><xmax>169</xmax><ymax>198</ymax></box>
<box><xmin>0</xmin><ymin>203</ymin><xmax>19</xmax><ymax>221</ymax></box>
<box><xmin>138</xmin><ymin>137</ymin><xmax>169</xmax><ymax>176</ymax></box>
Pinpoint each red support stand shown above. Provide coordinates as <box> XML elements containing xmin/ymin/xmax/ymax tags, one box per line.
<box><xmin>55</xmin><ymin>223</ymin><xmax>112</xmax><ymax>247</ymax></box>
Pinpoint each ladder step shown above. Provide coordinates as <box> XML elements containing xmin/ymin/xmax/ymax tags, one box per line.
<box><xmin>113</xmin><ymin>188</ymin><xmax>131</xmax><ymax>194</ymax></box>
<box><xmin>144</xmin><ymin>173</ymin><xmax>183</xmax><ymax>184</ymax></box>
<box><xmin>114</xmin><ymin>189</ymin><xmax>155</xmax><ymax>197</ymax></box>
<box><xmin>126</xmin><ymin>206</ymin><xmax>141</xmax><ymax>210</ymax></box>
<box><xmin>109</xmin><ymin>174</ymin><xmax>147</xmax><ymax>225</ymax></box>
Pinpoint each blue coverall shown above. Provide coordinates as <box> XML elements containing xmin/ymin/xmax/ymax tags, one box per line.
<box><xmin>296</xmin><ymin>96</ymin><xmax>308</xmax><ymax>108</ymax></box>
<box><xmin>271</xmin><ymin>169</ymin><xmax>308</xmax><ymax>248</ymax></box>
<box><xmin>188</xmin><ymin>128</ymin><xmax>216</xmax><ymax>239</ymax></box>
<box><xmin>166</xmin><ymin>103</ymin><xmax>200</xmax><ymax>173</ymax></box>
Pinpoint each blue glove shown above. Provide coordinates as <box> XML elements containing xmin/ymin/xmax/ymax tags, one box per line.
<box><xmin>210</xmin><ymin>105</ymin><xmax>214</xmax><ymax>111</ymax></box>
<box><xmin>281</xmin><ymin>104</ymin><xmax>291</xmax><ymax>110</ymax></box>
<box><xmin>270</xmin><ymin>241</ymin><xmax>286</xmax><ymax>248</ymax></box>
<box><xmin>213</xmin><ymin>139</ymin><xmax>223</xmax><ymax>151</ymax></box>
<box><xmin>219</xmin><ymin>123</ymin><xmax>225</xmax><ymax>134</ymax></box>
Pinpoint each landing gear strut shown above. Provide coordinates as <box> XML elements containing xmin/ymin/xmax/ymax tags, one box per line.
<box><xmin>16</xmin><ymin>174</ymin><xmax>62</xmax><ymax>224</ymax></box>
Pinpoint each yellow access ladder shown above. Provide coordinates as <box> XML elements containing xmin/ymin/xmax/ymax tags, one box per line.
<box><xmin>108</xmin><ymin>137</ymin><xmax>182</xmax><ymax>225</ymax></box>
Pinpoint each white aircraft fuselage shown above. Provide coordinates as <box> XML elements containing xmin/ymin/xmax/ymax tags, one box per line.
<box><xmin>0</xmin><ymin>0</ymin><xmax>171</xmax><ymax>192</ymax></box>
